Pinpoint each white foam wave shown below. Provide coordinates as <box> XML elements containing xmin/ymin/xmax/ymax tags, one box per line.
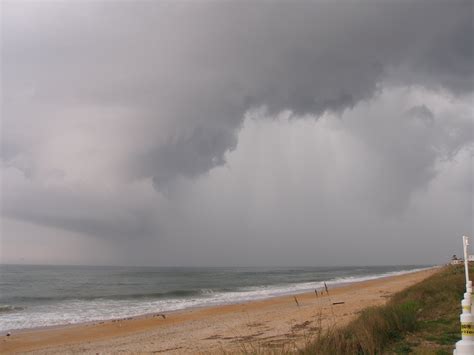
<box><xmin>0</xmin><ymin>266</ymin><xmax>434</xmax><ymax>332</ymax></box>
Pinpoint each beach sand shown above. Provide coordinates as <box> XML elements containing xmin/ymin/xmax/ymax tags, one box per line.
<box><xmin>1</xmin><ymin>268</ymin><xmax>438</xmax><ymax>354</ymax></box>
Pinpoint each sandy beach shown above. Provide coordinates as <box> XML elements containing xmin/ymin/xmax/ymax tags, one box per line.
<box><xmin>1</xmin><ymin>268</ymin><xmax>438</xmax><ymax>354</ymax></box>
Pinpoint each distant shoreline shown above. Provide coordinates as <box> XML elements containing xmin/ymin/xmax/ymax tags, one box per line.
<box><xmin>1</xmin><ymin>267</ymin><xmax>439</xmax><ymax>354</ymax></box>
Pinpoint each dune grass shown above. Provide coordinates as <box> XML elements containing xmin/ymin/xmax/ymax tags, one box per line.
<box><xmin>299</xmin><ymin>265</ymin><xmax>468</xmax><ymax>354</ymax></box>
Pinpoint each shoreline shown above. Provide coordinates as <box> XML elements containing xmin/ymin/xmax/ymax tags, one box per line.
<box><xmin>1</xmin><ymin>265</ymin><xmax>435</xmax><ymax>335</ymax></box>
<box><xmin>2</xmin><ymin>265</ymin><xmax>435</xmax><ymax>335</ymax></box>
<box><xmin>1</xmin><ymin>267</ymin><xmax>440</xmax><ymax>354</ymax></box>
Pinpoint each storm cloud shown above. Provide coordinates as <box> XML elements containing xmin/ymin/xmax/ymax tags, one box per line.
<box><xmin>1</xmin><ymin>1</ymin><xmax>473</xmax><ymax>266</ymax></box>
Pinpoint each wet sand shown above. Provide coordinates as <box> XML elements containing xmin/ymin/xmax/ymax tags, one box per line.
<box><xmin>1</xmin><ymin>267</ymin><xmax>438</xmax><ymax>354</ymax></box>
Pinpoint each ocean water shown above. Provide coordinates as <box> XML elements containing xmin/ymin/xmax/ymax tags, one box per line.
<box><xmin>0</xmin><ymin>264</ymin><xmax>432</xmax><ymax>332</ymax></box>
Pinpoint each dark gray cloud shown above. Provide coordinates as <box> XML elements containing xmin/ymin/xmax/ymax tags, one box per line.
<box><xmin>1</xmin><ymin>1</ymin><xmax>473</xmax><ymax>265</ymax></box>
<box><xmin>405</xmin><ymin>105</ymin><xmax>434</xmax><ymax>127</ymax></box>
<box><xmin>3</xmin><ymin>1</ymin><xmax>472</xmax><ymax>183</ymax></box>
<box><xmin>1</xmin><ymin>167</ymin><xmax>158</xmax><ymax>240</ymax></box>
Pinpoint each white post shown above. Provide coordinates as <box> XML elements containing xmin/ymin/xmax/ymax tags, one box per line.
<box><xmin>463</xmin><ymin>236</ymin><xmax>470</xmax><ymax>287</ymax></box>
<box><xmin>455</xmin><ymin>236</ymin><xmax>474</xmax><ymax>354</ymax></box>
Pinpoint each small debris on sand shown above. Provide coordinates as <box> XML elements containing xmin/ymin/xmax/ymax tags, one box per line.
<box><xmin>293</xmin><ymin>296</ymin><xmax>300</xmax><ymax>307</ymax></box>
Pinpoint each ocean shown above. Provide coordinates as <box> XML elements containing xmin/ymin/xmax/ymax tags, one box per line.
<box><xmin>0</xmin><ymin>264</ymin><xmax>432</xmax><ymax>332</ymax></box>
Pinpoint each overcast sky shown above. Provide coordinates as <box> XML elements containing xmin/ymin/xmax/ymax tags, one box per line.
<box><xmin>1</xmin><ymin>0</ymin><xmax>473</xmax><ymax>266</ymax></box>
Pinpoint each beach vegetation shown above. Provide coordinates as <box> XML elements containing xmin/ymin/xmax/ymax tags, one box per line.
<box><xmin>299</xmin><ymin>265</ymin><xmax>469</xmax><ymax>354</ymax></box>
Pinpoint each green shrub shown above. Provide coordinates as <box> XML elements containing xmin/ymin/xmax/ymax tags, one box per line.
<box><xmin>300</xmin><ymin>265</ymin><xmax>470</xmax><ymax>355</ymax></box>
